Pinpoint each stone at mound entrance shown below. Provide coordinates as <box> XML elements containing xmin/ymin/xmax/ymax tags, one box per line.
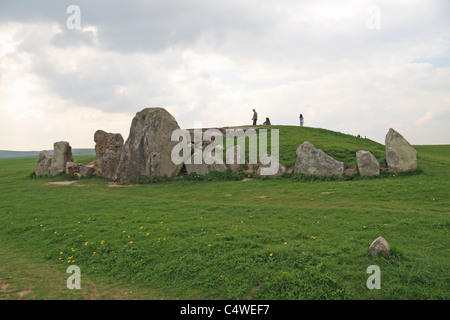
<box><xmin>356</xmin><ymin>150</ymin><xmax>380</xmax><ymax>176</ymax></box>
<box><xmin>36</xmin><ymin>142</ymin><xmax>73</xmax><ymax>176</ymax></box>
<box><xmin>385</xmin><ymin>128</ymin><xmax>417</xmax><ymax>173</ymax></box>
<box><xmin>49</xmin><ymin>141</ymin><xmax>73</xmax><ymax>176</ymax></box>
<box><xmin>118</xmin><ymin>108</ymin><xmax>183</xmax><ymax>183</ymax></box>
<box><xmin>35</xmin><ymin>150</ymin><xmax>52</xmax><ymax>175</ymax></box>
<box><xmin>294</xmin><ymin>141</ymin><xmax>344</xmax><ymax>176</ymax></box>
<box><xmin>94</xmin><ymin>130</ymin><xmax>124</xmax><ymax>181</ymax></box>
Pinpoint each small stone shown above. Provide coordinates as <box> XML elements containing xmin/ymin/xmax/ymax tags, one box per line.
<box><xmin>80</xmin><ymin>166</ymin><xmax>95</xmax><ymax>179</ymax></box>
<box><xmin>369</xmin><ymin>236</ymin><xmax>390</xmax><ymax>257</ymax></box>
<box><xmin>66</xmin><ymin>162</ymin><xmax>81</xmax><ymax>175</ymax></box>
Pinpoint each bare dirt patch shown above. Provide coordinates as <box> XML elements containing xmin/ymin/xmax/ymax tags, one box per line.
<box><xmin>45</xmin><ymin>181</ymin><xmax>77</xmax><ymax>186</ymax></box>
<box><xmin>107</xmin><ymin>182</ymin><xmax>140</xmax><ymax>188</ymax></box>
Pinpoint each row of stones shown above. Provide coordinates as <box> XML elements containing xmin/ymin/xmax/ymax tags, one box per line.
<box><xmin>36</xmin><ymin>108</ymin><xmax>417</xmax><ymax>182</ymax></box>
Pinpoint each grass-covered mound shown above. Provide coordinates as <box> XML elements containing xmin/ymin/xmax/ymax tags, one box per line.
<box><xmin>0</xmin><ymin>127</ymin><xmax>448</xmax><ymax>300</ymax></box>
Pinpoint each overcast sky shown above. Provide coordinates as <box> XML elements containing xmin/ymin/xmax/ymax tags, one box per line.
<box><xmin>1</xmin><ymin>0</ymin><xmax>449</xmax><ymax>150</ymax></box>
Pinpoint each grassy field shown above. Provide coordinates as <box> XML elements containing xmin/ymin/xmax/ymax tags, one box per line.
<box><xmin>0</xmin><ymin>126</ymin><xmax>448</xmax><ymax>300</ymax></box>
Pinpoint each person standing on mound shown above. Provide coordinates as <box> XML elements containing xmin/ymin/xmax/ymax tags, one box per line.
<box><xmin>299</xmin><ymin>114</ymin><xmax>304</xmax><ymax>126</ymax></box>
<box><xmin>252</xmin><ymin>109</ymin><xmax>258</xmax><ymax>125</ymax></box>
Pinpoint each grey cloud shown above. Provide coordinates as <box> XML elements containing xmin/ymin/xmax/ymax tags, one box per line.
<box><xmin>1</xmin><ymin>0</ymin><xmax>279</xmax><ymax>52</ymax></box>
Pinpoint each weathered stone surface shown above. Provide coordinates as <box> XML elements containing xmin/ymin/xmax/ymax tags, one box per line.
<box><xmin>385</xmin><ymin>128</ymin><xmax>417</xmax><ymax>172</ymax></box>
<box><xmin>256</xmin><ymin>154</ymin><xmax>286</xmax><ymax>178</ymax></box>
<box><xmin>225</xmin><ymin>145</ymin><xmax>242</xmax><ymax>173</ymax></box>
<box><xmin>35</xmin><ymin>150</ymin><xmax>52</xmax><ymax>175</ymax></box>
<box><xmin>185</xmin><ymin>161</ymin><xmax>228</xmax><ymax>175</ymax></box>
<box><xmin>294</xmin><ymin>141</ymin><xmax>344</xmax><ymax>176</ymax></box>
<box><xmin>118</xmin><ymin>108</ymin><xmax>183</xmax><ymax>183</ymax></box>
<box><xmin>185</xmin><ymin>144</ymin><xmax>228</xmax><ymax>175</ymax></box>
<box><xmin>356</xmin><ymin>150</ymin><xmax>380</xmax><ymax>176</ymax></box>
<box><xmin>66</xmin><ymin>162</ymin><xmax>81</xmax><ymax>175</ymax></box>
<box><xmin>80</xmin><ymin>165</ymin><xmax>95</xmax><ymax>179</ymax></box>
<box><xmin>369</xmin><ymin>236</ymin><xmax>390</xmax><ymax>257</ymax></box>
<box><xmin>49</xmin><ymin>141</ymin><xmax>73</xmax><ymax>176</ymax></box>
<box><xmin>94</xmin><ymin>130</ymin><xmax>124</xmax><ymax>181</ymax></box>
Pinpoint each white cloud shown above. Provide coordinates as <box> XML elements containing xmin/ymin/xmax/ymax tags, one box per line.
<box><xmin>0</xmin><ymin>1</ymin><xmax>449</xmax><ymax>150</ymax></box>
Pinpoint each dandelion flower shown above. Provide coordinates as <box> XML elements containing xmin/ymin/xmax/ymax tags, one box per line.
<box><xmin>85</xmin><ymin>242</ymin><xmax>88</xmax><ymax>246</ymax></box>
<box><xmin>92</xmin><ymin>252</ymin><xmax>96</xmax><ymax>256</ymax></box>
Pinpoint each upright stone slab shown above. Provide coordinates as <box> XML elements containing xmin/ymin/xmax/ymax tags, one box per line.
<box><xmin>118</xmin><ymin>108</ymin><xmax>183</xmax><ymax>183</ymax></box>
<box><xmin>385</xmin><ymin>128</ymin><xmax>417</xmax><ymax>172</ymax></box>
<box><xmin>49</xmin><ymin>141</ymin><xmax>73</xmax><ymax>176</ymax></box>
<box><xmin>35</xmin><ymin>150</ymin><xmax>52</xmax><ymax>175</ymax></box>
<box><xmin>94</xmin><ymin>130</ymin><xmax>124</xmax><ymax>181</ymax></box>
<box><xmin>294</xmin><ymin>141</ymin><xmax>344</xmax><ymax>176</ymax></box>
<box><xmin>356</xmin><ymin>150</ymin><xmax>380</xmax><ymax>176</ymax></box>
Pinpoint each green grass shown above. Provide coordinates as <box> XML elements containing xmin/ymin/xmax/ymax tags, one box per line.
<box><xmin>193</xmin><ymin>125</ymin><xmax>385</xmax><ymax>170</ymax></box>
<box><xmin>0</xmin><ymin>127</ymin><xmax>448</xmax><ymax>300</ymax></box>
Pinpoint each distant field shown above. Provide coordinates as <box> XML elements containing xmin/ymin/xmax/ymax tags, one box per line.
<box><xmin>0</xmin><ymin>126</ymin><xmax>448</xmax><ymax>300</ymax></box>
<box><xmin>0</xmin><ymin>149</ymin><xmax>95</xmax><ymax>160</ymax></box>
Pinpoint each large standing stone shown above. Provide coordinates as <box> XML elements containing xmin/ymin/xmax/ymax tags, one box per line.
<box><xmin>294</xmin><ymin>141</ymin><xmax>344</xmax><ymax>176</ymax></box>
<box><xmin>369</xmin><ymin>237</ymin><xmax>390</xmax><ymax>257</ymax></box>
<box><xmin>35</xmin><ymin>150</ymin><xmax>52</xmax><ymax>175</ymax></box>
<box><xmin>356</xmin><ymin>150</ymin><xmax>380</xmax><ymax>176</ymax></box>
<box><xmin>118</xmin><ymin>108</ymin><xmax>183</xmax><ymax>183</ymax></box>
<box><xmin>94</xmin><ymin>130</ymin><xmax>124</xmax><ymax>181</ymax></box>
<box><xmin>385</xmin><ymin>128</ymin><xmax>417</xmax><ymax>172</ymax></box>
<box><xmin>49</xmin><ymin>141</ymin><xmax>73</xmax><ymax>176</ymax></box>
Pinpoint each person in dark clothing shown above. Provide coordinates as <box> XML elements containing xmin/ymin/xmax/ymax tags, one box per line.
<box><xmin>299</xmin><ymin>114</ymin><xmax>304</xmax><ymax>126</ymax></box>
<box><xmin>263</xmin><ymin>117</ymin><xmax>271</xmax><ymax>125</ymax></box>
<box><xmin>252</xmin><ymin>109</ymin><xmax>258</xmax><ymax>125</ymax></box>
